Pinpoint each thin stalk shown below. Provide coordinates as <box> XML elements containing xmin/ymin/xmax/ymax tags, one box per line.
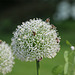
<box><xmin>36</xmin><ymin>60</ymin><xmax>40</xmax><ymax>75</ymax></box>
<box><xmin>73</xmin><ymin>56</ymin><xmax>75</xmax><ymax>75</ymax></box>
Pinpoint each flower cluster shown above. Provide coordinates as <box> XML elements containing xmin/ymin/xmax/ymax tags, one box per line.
<box><xmin>11</xmin><ymin>18</ymin><xmax>60</xmax><ymax>61</ymax></box>
<box><xmin>0</xmin><ymin>40</ymin><xmax>14</xmax><ymax>75</ymax></box>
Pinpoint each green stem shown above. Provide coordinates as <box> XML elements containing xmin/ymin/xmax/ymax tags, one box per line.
<box><xmin>36</xmin><ymin>60</ymin><xmax>40</xmax><ymax>75</ymax></box>
<box><xmin>73</xmin><ymin>56</ymin><xmax>75</xmax><ymax>75</ymax></box>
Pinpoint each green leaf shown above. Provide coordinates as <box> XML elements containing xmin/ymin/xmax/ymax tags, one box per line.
<box><xmin>64</xmin><ymin>63</ymin><xmax>68</xmax><ymax>75</ymax></box>
<box><xmin>66</xmin><ymin>40</ymin><xmax>71</xmax><ymax>46</ymax></box>
<box><xmin>52</xmin><ymin>65</ymin><xmax>64</xmax><ymax>75</ymax></box>
<box><xmin>64</xmin><ymin>51</ymin><xmax>68</xmax><ymax>62</ymax></box>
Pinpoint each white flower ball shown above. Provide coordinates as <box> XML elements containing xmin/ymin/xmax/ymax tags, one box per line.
<box><xmin>11</xmin><ymin>18</ymin><xmax>61</xmax><ymax>61</ymax></box>
<box><xmin>0</xmin><ymin>40</ymin><xmax>14</xmax><ymax>75</ymax></box>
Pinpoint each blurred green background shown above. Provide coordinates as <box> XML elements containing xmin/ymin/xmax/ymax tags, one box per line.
<box><xmin>0</xmin><ymin>0</ymin><xmax>75</xmax><ymax>75</ymax></box>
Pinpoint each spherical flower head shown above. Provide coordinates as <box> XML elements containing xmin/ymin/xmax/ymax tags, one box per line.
<box><xmin>71</xmin><ymin>46</ymin><xmax>75</xmax><ymax>51</ymax></box>
<box><xmin>0</xmin><ymin>40</ymin><xmax>14</xmax><ymax>75</ymax></box>
<box><xmin>11</xmin><ymin>18</ymin><xmax>61</xmax><ymax>62</ymax></box>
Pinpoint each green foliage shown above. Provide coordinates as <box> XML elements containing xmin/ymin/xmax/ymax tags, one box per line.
<box><xmin>66</xmin><ymin>40</ymin><xmax>71</xmax><ymax>46</ymax></box>
<box><xmin>64</xmin><ymin>63</ymin><xmax>68</xmax><ymax>75</ymax></box>
<box><xmin>64</xmin><ymin>51</ymin><xmax>69</xmax><ymax>75</ymax></box>
<box><xmin>64</xmin><ymin>51</ymin><xmax>68</xmax><ymax>62</ymax></box>
<box><xmin>52</xmin><ymin>65</ymin><xmax>64</xmax><ymax>75</ymax></box>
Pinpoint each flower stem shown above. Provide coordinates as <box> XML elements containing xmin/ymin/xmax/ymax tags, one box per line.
<box><xmin>36</xmin><ymin>60</ymin><xmax>40</xmax><ymax>75</ymax></box>
<box><xmin>73</xmin><ymin>56</ymin><xmax>75</xmax><ymax>75</ymax></box>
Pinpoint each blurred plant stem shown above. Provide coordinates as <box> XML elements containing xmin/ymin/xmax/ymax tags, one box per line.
<box><xmin>73</xmin><ymin>55</ymin><xmax>75</xmax><ymax>75</ymax></box>
<box><xmin>68</xmin><ymin>51</ymin><xmax>75</xmax><ymax>75</ymax></box>
<box><xmin>71</xmin><ymin>52</ymin><xmax>75</xmax><ymax>75</ymax></box>
<box><xmin>64</xmin><ymin>51</ymin><xmax>68</xmax><ymax>75</ymax></box>
<box><xmin>36</xmin><ymin>60</ymin><xmax>40</xmax><ymax>75</ymax></box>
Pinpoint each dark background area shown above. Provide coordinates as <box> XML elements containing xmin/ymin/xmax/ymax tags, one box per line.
<box><xmin>0</xmin><ymin>0</ymin><xmax>74</xmax><ymax>34</ymax></box>
<box><xmin>0</xmin><ymin>0</ymin><xmax>75</xmax><ymax>45</ymax></box>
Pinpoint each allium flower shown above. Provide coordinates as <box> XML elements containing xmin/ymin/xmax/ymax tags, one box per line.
<box><xmin>0</xmin><ymin>40</ymin><xmax>14</xmax><ymax>75</ymax></box>
<box><xmin>11</xmin><ymin>18</ymin><xmax>60</xmax><ymax>62</ymax></box>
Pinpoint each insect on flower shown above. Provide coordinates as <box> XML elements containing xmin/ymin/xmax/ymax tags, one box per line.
<box><xmin>0</xmin><ymin>40</ymin><xmax>2</xmax><ymax>44</ymax></box>
<box><xmin>32</xmin><ymin>31</ymin><xmax>36</xmax><ymax>36</ymax></box>
<box><xmin>11</xmin><ymin>18</ymin><xmax>61</xmax><ymax>61</ymax></box>
<box><xmin>56</xmin><ymin>38</ymin><xmax>60</xmax><ymax>43</ymax></box>
<box><xmin>45</xmin><ymin>18</ymin><xmax>50</xmax><ymax>22</ymax></box>
<box><xmin>51</xmin><ymin>24</ymin><xmax>56</xmax><ymax>29</ymax></box>
<box><xmin>37</xmin><ymin>57</ymin><xmax>42</xmax><ymax>62</ymax></box>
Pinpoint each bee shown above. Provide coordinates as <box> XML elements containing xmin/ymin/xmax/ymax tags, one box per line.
<box><xmin>0</xmin><ymin>40</ymin><xmax>2</xmax><ymax>44</ymax></box>
<box><xmin>32</xmin><ymin>31</ymin><xmax>36</xmax><ymax>36</ymax></box>
<box><xmin>56</xmin><ymin>38</ymin><xmax>60</xmax><ymax>43</ymax></box>
<box><xmin>37</xmin><ymin>57</ymin><xmax>42</xmax><ymax>62</ymax></box>
<box><xmin>45</xmin><ymin>18</ymin><xmax>50</xmax><ymax>23</ymax></box>
<box><xmin>51</xmin><ymin>24</ymin><xmax>56</xmax><ymax>29</ymax></box>
<box><xmin>57</xmin><ymin>48</ymin><xmax>60</xmax><ymax>52</ymax></box>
